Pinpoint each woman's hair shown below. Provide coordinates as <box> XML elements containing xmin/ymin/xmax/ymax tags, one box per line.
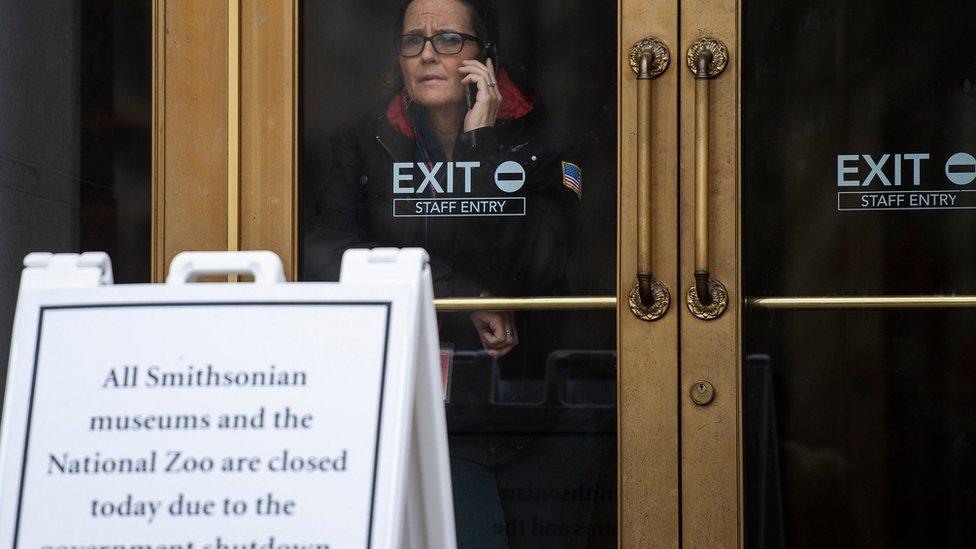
<box><xmin>386</xmin><ymin>0</ymin><xmax>500</xmax><ymax>91</ymax></box>
<box><xmin>394</xmin><ymin>0</ymin><xmax>499</xmax><ymax>49</ymax></box>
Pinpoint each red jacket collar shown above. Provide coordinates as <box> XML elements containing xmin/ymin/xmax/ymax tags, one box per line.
<box><xmin>385</xmin><ymin>68</ymin><xmax>535</xmax><ymax>138</ymax></box>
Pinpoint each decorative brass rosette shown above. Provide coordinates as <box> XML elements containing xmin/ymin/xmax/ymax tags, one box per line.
<box><xmin>629</xmin><ymin>37</ymin><xmax>671</xmax><ymax>79</ymax></box>
<box><xmin>686</xmin><ymin>278</ymin><xmax>728</xmax><ymax>320</ymax></box>
<box><xmin>686</xmin><ymin>37</ymin><xmax>729</xmax><ymax>79</ymax></box>
<box><xmin>628</xmin><ymin>279</ymin><xmax>670</xmax><ymax>321</ymax></box>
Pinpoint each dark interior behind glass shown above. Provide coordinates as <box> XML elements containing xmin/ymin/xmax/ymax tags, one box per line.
<box><xmin>744</xmin><ymin>1</ymin><xmax>976</xmax><ymax>547</ymax></box>
<box><xmin>0</xmin><ymin>0</ymin><xmax>151</xmax><ymax>412</ymax></box>
<box><xmin>301</xmin><ymin>1</ymin><xmax>617</xmax><ymax>546</ymax></box>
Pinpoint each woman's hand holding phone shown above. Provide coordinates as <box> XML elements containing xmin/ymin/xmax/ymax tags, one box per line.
<box><xmin>459</xmin><ymin>58</ymin><xmax>502</xmax><ymax>132</ymax></box>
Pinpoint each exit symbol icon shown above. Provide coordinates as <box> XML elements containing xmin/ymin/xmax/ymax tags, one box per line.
<box><xmin>945</xmin><ymin>152</ymin><xmax>976</xmax><ymax>186</ymax></box>
<box><xmin>494</xmin><ymin>161</ymin><xmax>526</xmax><ymax>193</ymax></box>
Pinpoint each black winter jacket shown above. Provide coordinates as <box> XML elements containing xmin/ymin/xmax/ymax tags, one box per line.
<box><xmin>303</xmin><ymin>80</ymin><xmax>582</xmax><ymax>298</ymax></box>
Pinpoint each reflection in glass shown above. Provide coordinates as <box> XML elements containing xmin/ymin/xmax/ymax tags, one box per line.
<box><xmin>744</xmin><ymin>310</ymin><xmax>976</xmax><ymax>548</ymax></box>
<box><xmin>301</xmin><ymin>1</ymin><xmax>616</xmax><ymax>546</ymax></box>
<box><xmin>0</xmin><ymin>1</ymin><xmax>151</xmax><ymax>404</ymax></box>
<box><xmin>744</xmin><ymin>1</ymin><xmax>976</xmax><ymax>547</ymax></box>
<box><xmin>744</xmin><ymin>1</ymin><xmax>976</xmax><ymax>297</ymax></box>
<box><xmin>302</xmin><ymin>0</ymin><xmax>616</xmax><ymax>295</ymax></box>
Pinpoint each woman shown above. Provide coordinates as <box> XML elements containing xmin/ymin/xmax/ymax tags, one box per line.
<box><xmin>303</xmin><ymin>1</ymin><xmax>588</xmax><ymax>546</ymax></box>
<box><xmin>304</xmin><ymin>0</ymin><xmax>582</xmax><ymax>359</ymax></box>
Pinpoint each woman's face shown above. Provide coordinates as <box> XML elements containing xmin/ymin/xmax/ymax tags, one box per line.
<box><xmin>399</xmin><ymin>0</ymin><xmax>481</xmax><ymax>110</ymax></box>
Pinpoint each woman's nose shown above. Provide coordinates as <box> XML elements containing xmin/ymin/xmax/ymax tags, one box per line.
<box><xmin>419</xmin><ymin>40</ymin><xmax>438</xmax><ymax>62</ymax></box>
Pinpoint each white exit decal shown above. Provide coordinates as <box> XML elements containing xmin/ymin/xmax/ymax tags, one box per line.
<box><xmin>836</xmin><ymin>152</ymin><xmax>976</xmax><ymax>211</ymax></box>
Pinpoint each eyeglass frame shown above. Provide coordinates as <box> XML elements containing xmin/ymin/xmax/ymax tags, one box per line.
<box><xmin>397</xmin><ymin>31</ymin><xmax>484</xmax><ymax>57</ymax></box>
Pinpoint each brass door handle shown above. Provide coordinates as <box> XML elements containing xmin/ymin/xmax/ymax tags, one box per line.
<box><xmin>685</xmin><ymin>38</ymin><xmax>729</xmax><ymax>321</ymax></box>
<box><xmin>628</xmin><ymin>38</ymin><xmax>671</xmax><ymax>321</ymax></box>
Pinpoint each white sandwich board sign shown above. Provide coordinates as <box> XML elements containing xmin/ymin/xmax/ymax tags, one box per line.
<box><xmin>0</xmin><ymin>248</ymin><xmax>455</xmax><ymax>549</ymax></box>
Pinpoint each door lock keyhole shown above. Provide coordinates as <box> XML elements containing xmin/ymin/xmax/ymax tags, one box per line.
<box><xmin>691</xmin><ymin>380</ymin><xmax>715</xmax><ymax>406</ymax></box>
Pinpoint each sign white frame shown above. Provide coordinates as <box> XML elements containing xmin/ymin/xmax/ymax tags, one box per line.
<box><xmin>0</xmin><ymin>249</ymin><xmax>455</xmax><ymax>549</ymax></box>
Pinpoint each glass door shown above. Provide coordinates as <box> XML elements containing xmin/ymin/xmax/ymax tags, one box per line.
<box><xmin>301</xmin><ymin>0</ymin><xmax>681</xmax><ymax>546</ymax></box>
<box><xmin>0</xmin><ymin>0</ymin><xmax>152</xmax><ymax>409</ymax></box>
<box><xmin>678</xmin><ymin>0</ymin><xmax>976</xmax><ymax>546</ymax></box>
<box><xmin>153</xmin><ymin>0</ymin><xmax>708</xmax><ymax>545</ymax></box>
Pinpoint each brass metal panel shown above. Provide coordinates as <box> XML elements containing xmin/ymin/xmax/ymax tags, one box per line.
<box><xmin>679</xmin><ymin>0</ymin><xmax>742</xmax><ymax>546</ymax></box>
<box><xmin>228</xmin><ymin>0</ymin><xmax>240</xmax><ymax>283</ymax></box>
<box><xmin>229</xmin><ymin>0</ymin><xmax>240</xmax><ymax>255</ymax></box>
<box><xmin>619</xmin><ymin>0</ymin><xmax>680</xmax><ymax>546</ymax></box>
<box><xmin>152</xmin><ymin>0</ymin><xmax>229</xmax><ymax>281</ymax></box>
<box><xmin>152</xmin><ymin>0</ymin><xmax>165</xmax><ymax>281</ymax></box>
<box><xmin>240</xmin><ymin>0</ymin><xmax>299</xmax><ymax>280</ymax></box>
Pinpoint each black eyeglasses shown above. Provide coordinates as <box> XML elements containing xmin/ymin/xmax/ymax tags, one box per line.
<box><xmin>398</xmin><ymin>32</ymin><xmax>482</xmax><ymax>57</ymax></box>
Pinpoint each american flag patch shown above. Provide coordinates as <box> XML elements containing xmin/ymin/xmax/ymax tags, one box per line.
<box><xmin>562</xmin><ymin>161</ymin><xmax>582</xmax><ymax>200</ymax></box>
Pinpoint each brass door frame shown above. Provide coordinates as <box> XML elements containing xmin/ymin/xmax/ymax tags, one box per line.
<box><xmin>620</xmin><ymin>0</ymin><xmax>681</xmax><ymax>545</ymax></box>
<box><xmin>679</xmin><ymin>0</ymin><xmax>742</xmax><ymax>546</ymax></box>
<box><xmin>239</xmin><ymin>0</ymin><xmax>299</xmax><ymax>280</ymax></box>
<box><xmin>152</xmin><ymin>0</ymin><xmax>299</xmax><ymax>282</ymax></box>
<box><xmin>152</xmin><ymin>0</ymin><xmax>231</xmax><ymax>281</ymax></box>
<box><xmin>152</xmin><ymin>0</ymin><xmax>683</xmax><ymax>545</ymax></box>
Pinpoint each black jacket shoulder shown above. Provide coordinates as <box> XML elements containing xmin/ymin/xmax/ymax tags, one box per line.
<box><xmin>303</xmin><ymin>101</ymin><xmax>583</xmax><ymax>297</ymax></box>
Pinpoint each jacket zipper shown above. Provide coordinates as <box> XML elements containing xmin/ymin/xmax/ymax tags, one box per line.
<box><xmin>374</xmin><ymin>135</ymin><xmax>395</xmax><ymax>161</ymax></box>
<box><xmin>376</xmin><ymin>134</ymin><xmax>431</xmax><ymax>252</ymax></box>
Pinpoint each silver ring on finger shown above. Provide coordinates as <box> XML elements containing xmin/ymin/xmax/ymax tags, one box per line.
<box><xmin>487</xmin><ymin>81</ymin><xmax>497</xmax><ymax>88</ymax></box>
<box><xmin>504</xmin><ymin>328</ymin><xmax>513</xmax><ymax>337</ymax></box>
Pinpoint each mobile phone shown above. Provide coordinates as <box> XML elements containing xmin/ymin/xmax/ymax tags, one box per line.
<box><xmin>467</xmin><ymin>41</ymin><xmax>497</xmax><ymax>110</ymax></box>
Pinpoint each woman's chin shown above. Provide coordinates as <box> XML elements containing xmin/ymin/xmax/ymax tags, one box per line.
<box><xmin>413</xmin><ymin>92</ymin><xmax>463</xmax><ymax>110</ymax></box>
